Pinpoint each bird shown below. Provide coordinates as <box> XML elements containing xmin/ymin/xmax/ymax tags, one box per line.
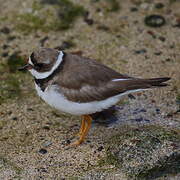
<box><xmin>19</xmin><ymin>48</ymin><xmax>170</xmax><ymax>146</ymax></box>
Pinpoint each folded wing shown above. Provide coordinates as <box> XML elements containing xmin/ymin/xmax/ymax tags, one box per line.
<box><xmin>55</xmin><ymin>53</ymin><xmax>170</xmax><ymax>103</ymax></box>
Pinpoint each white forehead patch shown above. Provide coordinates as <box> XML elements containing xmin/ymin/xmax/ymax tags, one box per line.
<box><xmin>28</xmin><ymin>57</ymin><xmax>33</xmax><ymax>65</ymax></box>
<box><xmin>28</xmin><ymin>51</ymin><xmax>64</xmax><ymax>79</ymax></box>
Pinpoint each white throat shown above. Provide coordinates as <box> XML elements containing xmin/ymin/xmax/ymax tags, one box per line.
<box><xmin>29</xmin><ymin>51</ymin><xmax>64</xmax><ymax>79</ymax></box>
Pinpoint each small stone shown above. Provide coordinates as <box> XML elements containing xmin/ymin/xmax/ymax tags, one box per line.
<box><xmin>128</xmin><ymin>94</ymin><xmax>136</xmax><ymax>99</ymax></box>
<box><xmin>83</xmin><ymin>11</ymin><xmax>89</xmax><ymax>19</ymax></box>
<box><xmin>173</xmin><ymin>18</ymin><xmax>180</xmax><ymax>28</ymax></box>
<box><xmin>96</xmin><ymin>8</ymin><xmax>101</xmax><ymax>12</ymax></box>
<box><xmin>133</xmin><ymin>20</ymin><xmax>139</xmax><ymax>24</ymax></box>
<box><xmin>139</xmin><ymin>108</ymin><xmax>147</xmax><ymax>113</ymax></box>
<box><xmin>165</xmin><ymin>58</ymin><xmax>171</xmax><ymax>62</ymax></box>
<box><xmin>84</xmin><ymin>18</ymin><xmax>94</xmax><ymax>25</ymax></box>
<box><xmin>159</xmin><ymin>36</ymin><xmax>166</xmax><ymax>42</ymax></box>
<box><xmin>91</xmin><ymin>0</ymin><xmax>99</xmax><ymax>3</ymax></box>
<box><xmin>154</xmin><ymin>52</ymin><xmax>162</xmax><ymax>56</ymax></box>
<box><xmin>133</xmin><ymin>108</ymin><xmax>147</xmax><ymax>115</ymax></box>
<box><xmin>62</xmin><ymin>139</ymin><xmax>71</xmax><ymax>145</ymax></box>
<box><xmin>176</xmin><ymin>96</ymin><xmax>180</xmax><ymax>105</ymax></box>
<box><xmin>135</xmin><ymin>117</ymin><xmax>144</xmax><ymax>122</ymax></box>
<box><xmin>144</xmin><ymin>15</ymin><xmax>166</xmax><ymax>28</ymax></box>
<box><xmin>12</xmin><ymin>117</ymin><xmax>18</xmax><ymax>121</ymax></box>
<box><xmin>169</xmin><ymin>44</ymin><xmax>175</xmax><ymax>49</ymax></box>
<box><xmin>86</xmin><ymin>140</ymin><xmax>91</xmax><ymax>143</ymax></box>
<box><xmin>2</xmin><ymin>44</ymin><xmax>9</xmax><ymax>49</ymax></box>
<box><xmin>42</xmin><ymin>125</ymin><xmax>50</xmax><ymax>130</ymax></box>
<box><xmin>147</xmin><ymin>30</ymin><xmax>156</xmax><ymax>39</ymax></box>
<box><xmin>134</xmin><ymin>49</ymin><xmax>147</xmax><ymax>54</ymax></box>
<box><xmin>0</xmin><ymin>27</ymin><xmax>10</xmax><ymax>34</ymax></box>
<box><xmin>156</xmin><ymin>108</ymin><xmax>160</xmax><ymax>114</ymax></box>
<box><xmin>7</xmin><ymin>36</ymin><xmax>16</xmax><ymax>42</ymax></box>
<box><xmin>155</xmin><ymin>3</ymin><xmax>164</xmax><ymax>9</ymax></box>
<box><xmin>42</xmin><ymin>141</ymin><xmax>52</xmax><ymax>147</ymax></box>
<box><xmin>140</xmin><ymin>3</ymin><xmax>149</xmax><ymax>10</ymax></box>
<box><xmin>39</xmin><ymin>167</ymin><xmax>47</xmax><ymax>173</ymax></box>
<box><xmin>8</xmin><ymin>111</ymin><xmax>12</xmax><ymax>115</ymax></box>
<box><xmin>130</xmin><ymin>7</ymin><xmax>138</xmax><ymax>12</ymax></box>
<box><xmin>151</xmin><ymin>99</ymin><xmax>156</xmax><ymax>103</ymax></box>
<box><xmin>39</xmin><ymin>148</ymin><xmax>47</xmax><ymax>154</ymax></box>
<box><xmin>97</xmin><ymin>146</ymin><xmax>104</xmax><ymax>152</ymax></box>
<box><xmin>66</xmin><ymin>139</ymin><xmax>71</xmax><ymax>144</ymax></box>
<box><xmin>97</xmin><ymin>25</ymin><xmax>110</xmax><ymax>31</ymax></box>
<box><xmin>27</xmin><ymin>108</ymin><xmax>34</xmax><ymax>111</ymax></box>
<box><xmin>1</xmin><ymin>52</ymin><xmax>8</xmax><ymax>57</ymax></box>
<box><xmin>166</xmin><ymin>113</ymin><xmax>173</xmax><ymax>118</ymax></box>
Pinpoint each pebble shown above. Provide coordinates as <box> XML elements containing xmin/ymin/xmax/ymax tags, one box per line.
<box><xmin>0</xmin><ymin>27</ymin><xmax>10</xmax><ymax>34</ymax></box>
<box><xmin>83</xmin><ymin>11</ymin><xmax>89</xmax><ymax>18</ymax></box>
<box><xmin>39</xmin><ymin>148</ymin><xmax>48</xmax><ymax>154</ymax></box>
<box><xmin>169</xmin><ymin>44</ymin><xmax>175</xmax><ymax>49</ymax></box>
<box><xmin>134</xmin><ymin>117</ymin><xmax>150</xmax><ymax>122</ymax></box>
<box><xmin>133</xmin><ymin>108</ymin><xmax>147</xmax><ymax>115</ymax></box>
<box><xmin>147</xmin><ymin>30</ymin><xmax>156</xmax><ymax>39</ymax></box>
<box><xmin>128</xmin><ymin>94</ymin><xmax>136</xmax><ymax>99</ymax></box>
<box><xmin>61</xmin><ymin>139</ymin><xmax>71</xmax><ymax>145</ymax></box>
<box><xmin>97</xmin><ymin>146</ymin><xmax>104</xmax><ymax>152</ymax></box>
<box><xmin>12</xmin><ymin>117</ymin><xmax>18</xmax><ymax>121</ymax></box>
<box><xmin>159</xmin><ymin>36</ymin><xmax>166</xmax><ymax>42</ymax></box>
<box><xmin>130</xmin><ymin>7</ymin><xmax>138</xmax><ymax>12</ymax></box>
<box><xmin>96</xmin><ymin>8</ymin><xmax>101</xmax><ymax>12</ymax></box>
<box><xmin>165</xmin><ymin>58</ymin><xmax>171</xmax><ymax>62</ymax></box>
<box><xmin>144</xmin><ymin>15</ymin><xmax>166</xmax><ymax>27</ymax></box>
<box><xmin>84</xmin><ymin>18</ymin><xmax>94</xmax><ymax>25</ymax></box>
<box><xmin>176</xmin><ymin>98</ymin><xmax>180</xmax><ymax>105</ymax></box>
<box><xmin>27</xmin><ymin>108</ymin><xmax>34</xmax><ymax>111</ymax></box>
<box><xmin>155</xmin><ymin>3</ymin><xmax>164</xmax><ymax>9</ymax></box>
<box><xmin>140</xmin><ymin>3</ymin><xmax>149</xmax><ymax>10</ymax></box>
<box><xmin>37</xmin><ymin>167</ymin><xmax>48</xmax><ymax>173</ymax></box>
<box><xmin>1</xmin><ymin>52</ymin><xmax>9</xmax><ymax>57</ymax></box>
<box><xmin>172</xmin><ymin>18</ymin><xmax>180</xmax><ymax>28</ymax></box>
<box><xmin>156</xmin><ymin>108</ymin><xmax>160</xmax><ymax>114</ymax></box>
<box><xmin>42</xmin><ymin>141</ymin><xmax>52</xmax><ymax>147</ymax></box>
<box><xmin>83</xmin><ymin>11</ymin><xmax>94</xmax><ymax>25</ymax></box>
<box><xmin>96</xmin><ymin>25</ymin><xmax>110</xmax><ymax>31</ymax></box>
<box><xmin>42</xmin><ymin>125</ymin><xmax>50</xmax><ymax>130</ymax></box>
<box><xmin>154</xmin><ymin>52</ymin><xmax>162</xmax><ymax>56</ymax></box>
<box><xmin>134</xmin><ymin>49</ymin><xmax>147</xmax><ymax>54</ymax></box>
<box><xmin>2</xmin><ymin>44</ymin><xmax>9</xmax><ymax>49</ymax></box>
<box><xmin>7</xmin><ymin>36</ymin><xmax>16</xmax><ymax>42</ymax></box>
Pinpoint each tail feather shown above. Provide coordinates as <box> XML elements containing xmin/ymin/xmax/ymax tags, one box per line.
<box><xmin>144</xmin><ymin>77</ymin><xmax>171</xmax><ymax>87</ymax></box>
<box><xmin>114</xmin><ymin>77</ymin><xmax>171</xmax><ymax>94</ymax></box>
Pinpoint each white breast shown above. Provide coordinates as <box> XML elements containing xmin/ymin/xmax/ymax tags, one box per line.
<box><xmin>35</xmin><ymin>84</ymin><xmax>144</xmax><ymax>115</ymax></box>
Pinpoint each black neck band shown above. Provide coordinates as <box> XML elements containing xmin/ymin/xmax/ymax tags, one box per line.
<box><xmin>34</xmin><ymin>52</ymin><xmax>66</xmax><ymax>91</ymax></box>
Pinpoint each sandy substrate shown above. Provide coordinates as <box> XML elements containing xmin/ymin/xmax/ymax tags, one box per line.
<box><xmin>0</xmin><ymin>0</ymin><xmax>180</xmax><ymax>179</ymax></box>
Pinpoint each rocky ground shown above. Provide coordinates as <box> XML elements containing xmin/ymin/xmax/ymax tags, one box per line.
<box><xmin>0</xmin><ymin>0</ymin><xmax>180</xmax><ymax>179</ymax></box>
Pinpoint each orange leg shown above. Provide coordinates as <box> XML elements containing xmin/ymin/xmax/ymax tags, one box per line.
<box><xmin>70</xmin><ymin>115</ymin><xmax>92</xmax><ymax>146</ymax></box>
<box><xmin>77</xmin><ymin>117</ymin><xmax>86</xmax><ymax>136</ymax></box>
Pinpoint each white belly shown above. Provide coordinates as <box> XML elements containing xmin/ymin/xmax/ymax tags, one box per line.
<box><xmin>35</xmin><ymin>84</ymin><xmax>143</xmax><ymax>115</ymax></box>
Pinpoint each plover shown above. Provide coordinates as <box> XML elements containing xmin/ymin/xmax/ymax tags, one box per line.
<box><xmin>19</xmin><ymin>48</ymin><xmax>170</xmax><ymax>146</ymax></box>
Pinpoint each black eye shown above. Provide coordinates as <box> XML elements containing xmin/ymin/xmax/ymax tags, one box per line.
<box><xmin>35</xmin><ymin>63</ymin><xmax>44</xmax><ymax>70</ymax></box>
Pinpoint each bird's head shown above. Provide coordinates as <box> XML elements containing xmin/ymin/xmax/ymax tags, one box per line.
<box><xmin>19</xmin><ymin>48</ymin><xmax>64</xmax><ymax>79</ymax></box>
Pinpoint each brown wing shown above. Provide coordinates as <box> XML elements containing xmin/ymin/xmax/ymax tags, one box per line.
<box><xmin>54</xmin><ymin>53</ymin><xmax>170</xmax><ymax>103</ymax></box>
